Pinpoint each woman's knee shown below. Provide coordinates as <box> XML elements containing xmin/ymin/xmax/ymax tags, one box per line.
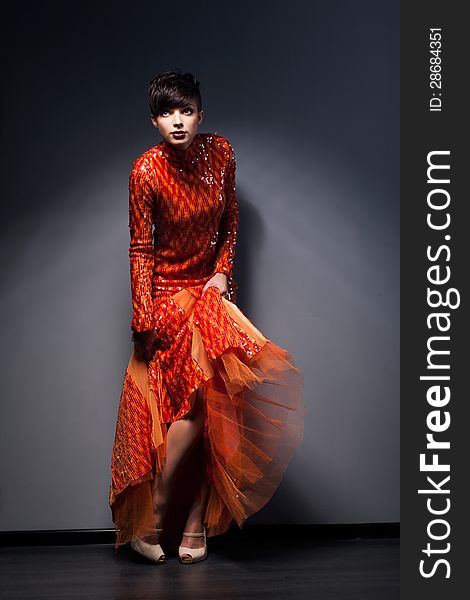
<box><xmin>182</xmin><ymin>387</ymin><xmax>204</xmax><ymax>421</ymax></box>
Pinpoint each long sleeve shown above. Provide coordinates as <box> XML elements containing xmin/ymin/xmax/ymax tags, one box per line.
<box><xmin>213</xmin><ymin>142</ymin><xmax>239</xmax><ymax>278</ymax></box>
<box><xmin>128</xmin><ymin>159</ymin><xmax>156</xmax><ymax>333</ymax></box>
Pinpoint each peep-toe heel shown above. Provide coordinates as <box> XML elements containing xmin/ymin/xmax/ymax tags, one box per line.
<box><xmin>131</xmin><ymin>528</ymin><xmax>166</xmax><ymax>564</ymax></box>
<box><xmin>178</xmin><ymin>525</ymin><xmax>207</xmax><ymax>564</ymax></box>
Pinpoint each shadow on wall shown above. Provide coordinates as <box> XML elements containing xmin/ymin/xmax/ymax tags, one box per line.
<box><xmin>232</xmin><ymin>193</ymin><xmax>266</xmax><ymax>315</ymax></box>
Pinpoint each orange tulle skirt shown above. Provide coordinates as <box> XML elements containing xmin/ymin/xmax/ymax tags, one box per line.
<box><xmin>108</xmin><ymin>280</ymin><xmax>305</xmax><ymax>551</ymax></box>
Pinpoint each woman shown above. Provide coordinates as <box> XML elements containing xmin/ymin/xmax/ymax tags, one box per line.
<box><xmin>108</xmin><ymin>69</ymin><xmax>305</xmax><ymax>564</ymax></box>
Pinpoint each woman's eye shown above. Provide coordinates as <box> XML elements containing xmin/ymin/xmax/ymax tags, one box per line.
<box><xmin>160</xmin><ymin>107</ymin><xmax>192</xmax><ymax>116</ymax></box>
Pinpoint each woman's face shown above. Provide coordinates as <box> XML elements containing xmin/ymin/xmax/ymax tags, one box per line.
<box><xmin>151</xmin><ymin>100</ymin><xmax>203</xmax><ymax>149</ymax></box>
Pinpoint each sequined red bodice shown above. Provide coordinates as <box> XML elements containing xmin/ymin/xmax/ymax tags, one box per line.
<box><xmin>128</xmin><ymin>132</ymin><xmax>238</xmax><ymax>332</ymax></box>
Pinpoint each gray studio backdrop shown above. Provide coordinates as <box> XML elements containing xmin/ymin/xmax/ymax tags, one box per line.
<box><xmin>0</xmin><ymin>0</ymin><xmax>399</xmax><ymax>532</ymax></box>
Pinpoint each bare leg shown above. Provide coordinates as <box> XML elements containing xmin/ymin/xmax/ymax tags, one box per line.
<box><xmin>180</xmin><ymin>440</ymin><xmax>211</xmax><ymax>555</ymax></box>
<box><xmin>143</xmin><ymin>387</ymin><xmax>205</xmax><ymax>543</ymax></box>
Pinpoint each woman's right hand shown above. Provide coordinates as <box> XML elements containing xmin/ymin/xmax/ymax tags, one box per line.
<box><xmin>131</xmin><ymin>329</ymin><xmax>160</xmax><ymax>363</ymax></box>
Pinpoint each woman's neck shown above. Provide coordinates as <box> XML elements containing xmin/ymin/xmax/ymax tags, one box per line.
<box><xmin>161</xmin><ymin>134</ymin><xmax>201</xmax><ymax>168</ymax></box>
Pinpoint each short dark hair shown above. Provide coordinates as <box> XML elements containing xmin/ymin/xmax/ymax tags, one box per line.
<box><xmin>148</xmin><ymin>69</ymin><xmax>202</xmax><ymax>118</ymax></box>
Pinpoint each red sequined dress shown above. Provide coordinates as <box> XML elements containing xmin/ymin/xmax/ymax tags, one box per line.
<box><xmin>108</xmin><ymin>132</ymin><xmax>305</xmax><ymax>550</ymax></box>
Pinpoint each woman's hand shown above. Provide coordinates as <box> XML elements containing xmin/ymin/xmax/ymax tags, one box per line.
<box><xmin>203</xmin><ymin>272</ymin><xmax>229</xmax><ymax>298</ymax></box>
<box><xmin>131</xmin><ymin>329</ymin><xmax>160</xmax><ymax>363</ymax></box>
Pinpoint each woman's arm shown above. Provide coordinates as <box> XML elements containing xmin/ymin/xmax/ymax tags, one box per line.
<box><xmin>213</xmin><ymin>142</ymin><xmax>239</xmax><ymax>279</ymax></box>
<box><xmin>128</xmin><ymin>159</ymin><xmax>156</xmax><ymax>333</ymax></box>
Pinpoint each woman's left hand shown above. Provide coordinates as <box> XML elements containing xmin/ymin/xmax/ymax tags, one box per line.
<box><xmin>203</xmin><ymin>272</ymin><xmax>229</xmax><ymax>298</ymax></box>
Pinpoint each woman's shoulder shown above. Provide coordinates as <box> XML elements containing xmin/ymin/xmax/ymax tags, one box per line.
<box><xmin>129</xmin><ymin>145</ymin><xmax>160</xmax><ymax>177</ymax></box>
<box><xmin>202</xmin><ymin>132</ymin><xmax>235</xmax><ymax>161</ymax></box>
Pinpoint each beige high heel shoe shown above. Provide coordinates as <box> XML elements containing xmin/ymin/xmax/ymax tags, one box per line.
<box><xmin>178</xmin><ymin>525</ymin><xmax>207</xmax><ymax>564</ymax></box>
<box><xmin>131</xmin><ymin>528</ymin><xmax>166</xmax><ymax>564</ymax></box>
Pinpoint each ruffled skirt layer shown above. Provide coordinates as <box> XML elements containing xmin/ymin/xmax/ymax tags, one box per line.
<box><xmin>108</xmin><ymin>280</ymin><xmax>305</xmax><ymax>550</ymax></box>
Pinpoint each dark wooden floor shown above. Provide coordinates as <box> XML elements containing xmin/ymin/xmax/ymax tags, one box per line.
<box><xmin>0</xmin><ymin>536</ymin><xmax>398</xmax><ymax>600</ymax></box>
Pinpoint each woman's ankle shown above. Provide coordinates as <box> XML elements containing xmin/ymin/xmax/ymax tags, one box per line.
<box><xmin>183</xmin><ymin>517</ymin><xmax>204</xmax><ymax>533</ymax></box>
